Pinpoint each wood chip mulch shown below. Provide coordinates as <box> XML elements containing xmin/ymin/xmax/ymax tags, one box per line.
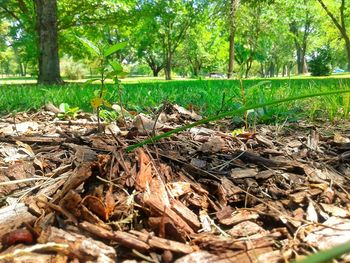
<box><xmin>0</xmin><ymin>104</ymin><xmax>350</xmax><ymax>262</ymax></box>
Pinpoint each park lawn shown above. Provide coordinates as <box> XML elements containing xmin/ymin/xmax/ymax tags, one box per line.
<box><xmin>1</xmin><ymin>76</ymin><xmax>350</xmax><ymax>124</ymax></box>
<box><xmin>1</xmin><ymin>73</ymin><xmax>350</xmax><ymax>84</ymax></box>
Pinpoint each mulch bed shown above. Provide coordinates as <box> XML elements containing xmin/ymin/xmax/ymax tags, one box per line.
<box><xmin>0</xmin><ymin>104</ymin><xmax>350</xmax><ymax>262</ymax></box>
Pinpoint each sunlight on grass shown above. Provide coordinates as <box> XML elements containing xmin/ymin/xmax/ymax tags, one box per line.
<box><xmin>1</xmin><ymin>78</ymin><xmax>350</xmax><ymax>125</ymax></box>
<box><xmin>1</xmin><ymin>73</ymin><xmax>350</xmax><ymax>85</ymax></box>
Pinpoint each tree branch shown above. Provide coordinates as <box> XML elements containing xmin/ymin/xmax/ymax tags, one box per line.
<box><xmin>340</xmin><ymin>0</ymin><xmax>346</xmax><ymax>31</ymax></box>
<box><xmin>0</xmin><ymin>6</ymin><xmax>21</xmax><ymax>23</ymax></box>
<box><xmin>17</xmin><ymin>0</ymin><xmax>28</xmax><ymax>14</ymax></box>
<box><xmin>317</xmin><ymin>0</ymin><xmax>343</xmax><ymax>33</ymax></box>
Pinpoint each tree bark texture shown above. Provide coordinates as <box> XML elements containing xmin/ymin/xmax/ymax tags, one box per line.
<box><xmin>34</xmin><ymin>0</ymin><xmax>62</xmax><ymax>84</ymax></box>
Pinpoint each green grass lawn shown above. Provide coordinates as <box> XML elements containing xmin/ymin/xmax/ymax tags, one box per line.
<box><xmin>1</xmin><ymin>77</ymin><xmax>350</xmax><ymax>124</ymax></box>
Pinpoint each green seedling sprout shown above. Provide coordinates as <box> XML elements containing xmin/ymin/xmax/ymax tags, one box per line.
<box><xmin>78</xmin><ymin>37</ymin><xmax>127</xmax><ymax>130</ymax></box>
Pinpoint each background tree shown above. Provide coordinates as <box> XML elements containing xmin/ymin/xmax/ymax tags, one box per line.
<box><xmin>317</xmin><ymin>0</ymin><xmax>350</xmax><ymax>71</ymax></box>
<box><xmin>177</xmin><ymin>11</ymin><xmax>219</xmax><ymax>77</ymax></box>
<box><xmin>34</xmin><ymin>0</ymin><xmax>62</xmax><ymax>84</ymax></box>
<box><xmin>227</xmin><ymin>0</ymin><xmax>240</xmax><ymax>79</ymax></box>
<box><xmin>288</xmin><ymin>0</ymin><xmax>314</xmax><ymax>74</ymax></box>
<box><xmin>1</xmin><ymin>0</ymin><xmax>350</xmax><ymax>80</ymax></box>
<box><xmin>136</xmin><ymin>0</ymin><xmax>207</xmax><ymax>80</ymax></box>
<box><xmin>131</xmin><ymin>4</ymin><xmax>164</xmax><ymax>77</ymax></box>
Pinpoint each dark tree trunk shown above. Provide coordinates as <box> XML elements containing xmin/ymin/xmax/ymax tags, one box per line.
<box><xmin>296</xmin><ymin>47</ymin><xmax>303</xmax><ymax>74</ymax></box>
<box><xmin>287</xmin><ymin>62</ymin><xmax>293</xmax><ymax>77</ymax></box>
<box><xmin>164</xmin><ymin>64</ymin><xmax>171</xmax><ymax>80</ymax></box>
<box><xmin>191</xmin><ymin>66</ymin><xmax>199</xmax><ymax>77</ymax></box>
<box><xmin>282</xmin><ymin>64</ymin><xmax>286</xmax><ymax>77</ymax></box>
<box><xmin>227</xmin><ymin>0</ymin><xmax>239</xmax><ymax>79</ymax></box>
<box><xmin>23</xmin><ymin>62</ymin><xmax>27</xmax><ymax>76</ymax></box>
<box><xmin>269</xmin><ymin>62</ymin><xmax>275</xmax><ymax>77</ymax></box>
<box><xmin>293</xmin><ymin>30</ymin><xmax>307</xmax><ymax>75</ymax></box>
<box><xmin>34</xmin><ymin>0</ymin><xmax>62</xmax><ymax>84</ymax></box>
<box><xmin>164</xmin><ymin>53</ymin><xmax>172</xmax><ymax>80</ymax></box>
<box><xmin>163</xmin><ymin>33</ymin><xmax>172</xmax><ymax>80</ymax></box>
<box><xmin>245</xmin><ymin>58</ymin><xmax>253</xmax><ymax>78</ymax></box>
<box><xmin>152</xmin><ymin>69</ymin><xmax>159</xmax><ymax>77</ymax></box>
<box><xmin>18</xmin><ymin>63</ymin><xmax>24</xmax><ymax>76</ymax></box>
<box><xmin>152</xmin><ymin>65</ymin><xmax>163</xmax><ymax>77</ymax></box>
<box><xmin>146</xmin><ymin>56</ymin><xmax>163</xmax><ymax>77</ymax></box>
<box><xmin>290</xmin><ymin>7</ymin><xmax>311</xmax><ymax>75</ymax></box>
<box><xmin>259</xmin><ymin>63</ymin><xmax>265</xmax><ymax>78</ymax></box>
<box><xmin>345</xmin><ymin>36</ymin><xmax>350</xmax><ymax>71</ymax></box>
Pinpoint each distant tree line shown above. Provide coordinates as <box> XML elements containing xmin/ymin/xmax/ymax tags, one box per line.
<box><xmin>0</xmin><ymin>0</ymin><xmax>349</xmax><ymax>84</ymax></box>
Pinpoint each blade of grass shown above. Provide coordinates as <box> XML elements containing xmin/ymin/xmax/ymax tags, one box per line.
<box><xmin>295</xmin><ymin>241</ymin><xmax>350</xmax><ymax>263</ymax></box>
<box><xmin>126</xmin><ymin>89</ymin><xmax>350</xmax><ymax>152</ymax></box>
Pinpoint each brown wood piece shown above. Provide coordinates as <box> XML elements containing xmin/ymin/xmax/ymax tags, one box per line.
<box><xmin>79</xmin><ymin>221</ymin><xmax>151</xmax><ymax>253</ymax></box>
<box><xmin>129</xmin><ymin>230</ymin><xmax>195</xmax><ymax>254</ymax></box>
<box><xmin>38</xmin><ymin>226</ymin><xmax>116</xmax><ymax>262</ymax></box>
<box><xmin>51</xmin><ymin>163</ymin><xmax>92</xmax><ymax>204</ymax></box>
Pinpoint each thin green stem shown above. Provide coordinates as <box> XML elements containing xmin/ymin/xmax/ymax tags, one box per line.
<box><xmin>126</xmin><ymin>89</ymin><xmax>350</xmax><ymax>152</ymax></box>
<box><xmin>295</xmin><ymin>241</ymin><xmax>350</xmax><ymax>263</ymax></box>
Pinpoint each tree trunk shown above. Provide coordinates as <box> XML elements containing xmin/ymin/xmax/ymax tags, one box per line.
<box><xmin>245</xmin><ymin>58</ymin><xmax>253</xmax><ymax>78</ymax></box>
<box><xmin>275</xmin><ymin>63</ymin><xmax>280</xmax><ymax>77</ymax></box>
<box><xmin>303</xmin><ymin>57</ymin><xmax>308</xmax><ymax>73</ymax></box>
<box><xmin>282</xmin><ymin>64</ymin><xmax>286</xmax><ymax>77</ymax></box>
<box><xmin>18</xmin><ymin>63</ymin><xmax>24</xmax><ymax>76</ymax></box>
<box><xmin>259</xmin><ymin>63</ymin><xmax>265</xmax><ymax>78</ymax></box>
<box><xmin>227</xmin><ymin>0</ymin><xmax>239</xmax><ymax>79</ymax></box>
<box><xmin>34</xmin><ymin>0</ymin><xmax>62</xmax><ymax>84</ymax></box>
<box><xmin>164</xmin><ymin>53</ymin><xmax>172</xmax><ymax>80</ymax></box>
<box><xmin>287</xmin><ymin>62</ymin><xmax>293</xmax><ymax>77</ymax></box>
<box><xmin>152</xmin><ymin>67</ymin><xmax>162</xmax><ymax>77</ymax></box>
<box><xmin>290</xmin><ymin>10</ymin><xmax>310</xmax><ymax>75</ymax></box>
<box><xmin>23</xmin><ymin>62</ymin><xmax>27</xmax><ymax>76</ymax></box>
<box><xmin>163</xmin><ymin>33</ymin><xmax>172</xmax><ymax>80</ymax></box>
<box><xmin>152</xmin><ymin>69</ymin><xmax>159</xmax><ymax>77</ymax></box>
<box><xmin>344</xmin><ymin>35</ymin><xmax>350</xmax><ymax>71</ymax></box>
<box><xmin>164</xmin><ymin>66</ymin><xmax>171</xmax><ymax>80</ymax></box>
<box><xmin>146</xmin><ymin>56</ymin><xmax>163</xmax><ymax>77</ymax></box>
<box><xmin>192</xmin><ymin>67</ymin><xmax>199</xmax><ymax>77</ymax></box>
<box><xmin>269</xmin><ymin>62</ymin><xmax>275</xmax><ymax>77</ymax></box>
<box><xmin>296</xmin><ymin>47</ymin><xmax>303</xmax><ymax>74</ymax></box>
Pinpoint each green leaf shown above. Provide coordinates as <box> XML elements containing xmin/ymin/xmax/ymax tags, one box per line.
<box><xmin>104</xmin><ymin>42</ymin><xmax>127</xmax><ymax>57</ymax></box>
<box><xmin>84</xmin><ymin>78</ymin><xmax>100</xmax><ymax>86</ymax></box>
<box><xmin>110</xmin><ymin>61</ymin><xmax>123</xmax><ymax>73</ymax></box>
<box><xmin>59</xmin><ymin>103</ymin><xmax>70</xmax><ymax>113</ymax></box>
<box><xmin>69</xmin><ymin>107</ymin><xmax>80</xmax><ymax>114</ymax></box>
<box><xmin>77</xmin><ymin>37</ymin><xmax>100</xmax><ymax>57</ymax></box>
<box><xmin>117</xmin><ymin>71</ymin><xmax>128</xmax><ymax>78</ymax></box>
